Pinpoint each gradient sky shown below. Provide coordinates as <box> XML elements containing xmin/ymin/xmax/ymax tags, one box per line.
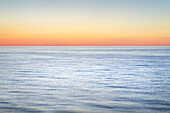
<box><xmin>0</xmin><ymin>0</ymin><xmax>170</xmax><ymax>46</ymax></box>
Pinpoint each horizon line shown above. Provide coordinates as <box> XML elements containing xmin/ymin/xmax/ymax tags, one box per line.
<box><xmin>0</xmin><ymin>45</ymin><xmax>170</xmax><ymax>47</ymax></box>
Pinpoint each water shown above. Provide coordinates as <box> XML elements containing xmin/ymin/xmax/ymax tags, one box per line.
<box><xmin>0</xmin><ymin>46</ymin><xmax>170</xmax><ymax>113</ymax></box>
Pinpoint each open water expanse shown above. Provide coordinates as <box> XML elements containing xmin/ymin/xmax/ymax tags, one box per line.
<box><xmin>0</xmin><ymin>46</ymin><xmax>170</xmax><ymax>113</ymax></box>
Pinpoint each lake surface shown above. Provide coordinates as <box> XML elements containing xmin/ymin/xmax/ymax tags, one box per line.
<box><xmin>0</xmin><ymin>46</ymin><xmax>170</xmax><ymax>113</ymax></box>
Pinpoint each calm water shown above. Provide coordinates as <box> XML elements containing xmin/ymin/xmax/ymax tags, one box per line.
<box><xmin>0</xmin><ymin>46</ymin><xmax>170</xmax><ymax>113</ymax></box>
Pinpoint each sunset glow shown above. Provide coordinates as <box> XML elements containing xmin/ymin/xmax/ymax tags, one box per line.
<box><xmin>0</xmin><ymin>0</ymin><xmax>170</xmax><ymax>46</ymax></box>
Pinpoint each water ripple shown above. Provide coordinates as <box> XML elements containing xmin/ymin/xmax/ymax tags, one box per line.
<box><xmin>0</xmin><ymin>46</ymin><xmax>170</xmax><ymax>113</ymax></box>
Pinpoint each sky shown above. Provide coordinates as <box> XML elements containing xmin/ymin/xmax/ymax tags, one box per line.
<box><xmin>0</xmin><ymin>0</ymin><xmax>170</xmax><ymax>46</ymax></box>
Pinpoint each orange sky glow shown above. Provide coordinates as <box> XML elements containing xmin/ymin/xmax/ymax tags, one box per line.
<box><xmin>0</xmin><ymin>0</ymin><xmax>170</xmax><ymax>46</ymax></box>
